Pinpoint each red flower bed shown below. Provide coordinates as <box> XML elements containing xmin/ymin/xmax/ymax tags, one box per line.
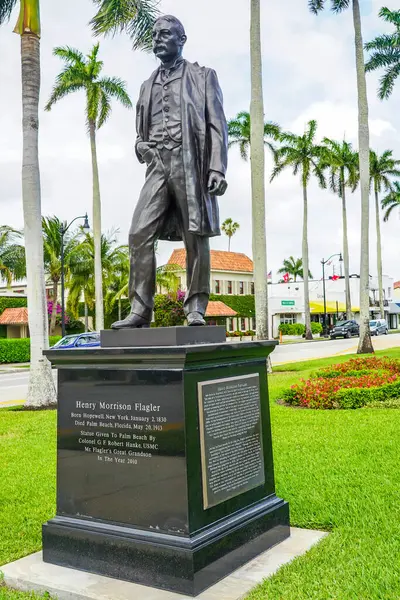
<box><xmin>284</xmin><ymin>356</ymin><xmax>400</xmax><ymax>409</ymax></box>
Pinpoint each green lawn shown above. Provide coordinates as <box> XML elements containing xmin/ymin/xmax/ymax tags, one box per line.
<box><xmin>1</xmin><ymin>349</ymin><xmax>400</xmax><ymax>599</ymax></box>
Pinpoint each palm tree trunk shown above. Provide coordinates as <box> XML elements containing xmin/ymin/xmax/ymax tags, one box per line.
<box><xmin>228</xmin><ymin>236</ymin><xmax>231</xmax><ymax>252</ymax></box>
<box><xmin>353</xmin><ymin>0</ymin><xmax>373</xmax><ymax>354</ymax></box>
<box><xmin>89</xmin><ymin>119</ymin><xmax>104</xmax><ymax>332</ymax></box>
<box><xmin>20</xmin><ymin>33</ymin><xmax>56</xmax><ymax>407</ymax></box>
<box><xmin>250</xmin><ymin>0</ymin><xmax>269</xmax><ymax>342</ymax></box>
<box><xmin>341</xmin><ymin>176</ymin><xmax>352</xmax><ymax>320</ymax></box>
<box><xmin>84</xmin><ymin>301</ymin><xmax>89</xmax><ymax>331</ymax></box>
<box><xmin>302</xmin><ymin>184</ymin><xmax>312</xmax><ymax>340</ymax></box>
<box><xmin>49</xmin><ymin>280</ymin><xmax>58</xmax><ymax>335</ymax></box>
<box><xmin>375</xmin><ymin>187</ymin><xmax>384</xmax><ymax>319</ymax></box>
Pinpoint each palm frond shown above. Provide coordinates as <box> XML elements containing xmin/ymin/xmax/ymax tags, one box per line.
<box><xmin>332</xmin><ymin>0</ymin><xmax>350</xmax><ymax>14</ymax></box>
<box><xmin>0</xmin><ymin>0</ymin><xmax>17</xmax><ymax>25</ymax></box>
<box><xmin>53</xmin><ymin>46</ymin><xmax>86</xmax><ymax>66</ymax></box>
<box><xmin>98</xmin><ymin>76</ymin><xmax>133</xmax><ymax>107</ymax></box>
<box><xmin>90</xmin><ymin>0</ymin><xmax>159</xmax><ymax>52</ymax></box>
<box><xmin>308</xmin><ymin>0</ymin><xmax>325</xmax><ymax>15</ymax></box>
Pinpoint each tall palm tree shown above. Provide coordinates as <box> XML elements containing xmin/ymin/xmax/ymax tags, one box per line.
<box><xmin>277</xmin><ymin>257</ymin><xmax>312</xmax><ymax>282</ymax></box>
<box><xmin>228</xmin><ymin>111</ymin><xmax>281</xmax><ymax>161</ymax></box>
<box><xmin>381</xmin><ymin>181</ymin><xmax>400</xmax><ymax>222</ymax></box>
<box><xmin>271</xmin><ymin>120</ymin><xmax>326</xmax><ymax>340</ymax></box>
<box><xmin>250</xmin><ymin>0</ymin><xmax>270</xmax><ymax>341</ymax></box>
<box><xmin>67</xmin><ymin>231</ymin><xmax>129</xmax><ymax>329</ymax></box>
<box><xmin>322</xmin><ymin>139</ymin><xmax>359</xmax><ymax>320</ymax></box>
<box><xmin>42</xmin><ymin>216</ymin><xmax>80</xmax><ymax>335</ymax></box>
<box><xmin>0</xmin><ymin>226</ymin><xmax>26</xmax><ymax>285</ymax></box>
<box><xmin>221</xmin><ymin>218</ymin><xmax>240</xmax><ymax>252</ymax></box>
<box><xmin>0</xmin><ymin>0</ymin><xmax>56</xmax><ymax>406</ymax></box>
<box><xmin>309</xmin><ymin>0</ymin><xmax>373</xmax><ymax>354</ymax></box>
<box><xmin>45</xmin><ymin>44</ymin><xmax>132</xmax><ymax>333</ymax></box>
<box><xmin>365</xmin><ymin>7</ymin><xmax>400</xmax><ymax>100</ymax></box>
<box><xmin>370</xmin><ymin>150</ymin><xmax>400</xmax><ymax>318</ymax></box>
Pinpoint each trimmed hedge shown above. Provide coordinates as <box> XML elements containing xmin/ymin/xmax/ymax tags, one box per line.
<box><xmin>209</xmin><ymin>294</ymin><xmax>255</xmax><ymax>317</ymax></box>
<box><xmin>0</xmin><ymin>297</ymin><xmax>27</xmax><ymax>315</ymax></box>
<box><xmin>0</xmin><ymin>337</ymin><xmax>61</xmax><ymax>364</ymax></box>
<box><xmin>336</xmin><ymin>381</ymin><xmax>400</xmax><ymax>409</ymax></box>
<box><xmin>278</xmin><ymin>322</ymin><xmax>323</xmax><ymax>336</ymax></box>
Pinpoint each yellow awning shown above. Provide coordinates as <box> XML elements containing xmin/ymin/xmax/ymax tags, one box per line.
<box><xmin>309</xmin><ymin>301</ymin><xmax>359</xmax><ymax>314</ymax></box>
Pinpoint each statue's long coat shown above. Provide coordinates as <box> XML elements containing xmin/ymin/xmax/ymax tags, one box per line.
<box><xmin>135</xmin><ymin>60</ymin><xmax>228</xmax><ymax>242</ymax></box>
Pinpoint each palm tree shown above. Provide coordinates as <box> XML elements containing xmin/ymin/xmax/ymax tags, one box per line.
<box><xmin>0</xmin><ymin>226</ymin><xmax>26</xmax><ymax>285</ymax></box>
<box><xmin>278</xmin><ymin>257</ymin><xmax>313</xmax><ymax>282</ymax></box>
<box><xmin>271</xmin><ymin>120</ymin><xmax>326</xmax><ymax>340</ymax></box>
<box><xmin>42</xmin><ymin>216</ymin><xmax>80</xmax><ymax>335</ymax></box>
<box><xmin>309</xmin><ymin>0</ymin><xmax>372</xmax><ymax>354</ymax></box>
<box><xmin>45</xmin><ymin>44</ymin><xmax>132</xmax><ymax>333</ymax></box>
<box><xmin>370</xmin><ymin>150</ymin><xmax>400</xmax><ymax>318</ymax></box>
<box><xmin>90</xmin><ymin>0</ymin><xmax>159</xmax><ymax>49</ymax></box>
<box><xmin>221</xmin><ymin>218</ymin><xmax>240</xmax><ymax>251</ymax></box>
<box><xmin>67</xmin><ymin>231</ymin><xmax>129</xmax><ymax>329</ymax></box>
<box><xmin>228</xmin><ymin>111</ymin><xmax>281</xmax><ymax>161</ymax></box>
<box><xmin>365</xmin><ymin>7</ymin><xmax>400</xmax><ymax>100</ymax></box>
<box><xmin>322</xmin><ymin>139</ymin><xmax>359</xmax><ymax>320</ymax></box>
<box><xmin>249</xmin><ymin>0</ymin><xmax>270</xmax><ymax>342</ymax></box>
<box><xmin>0</xmin><ymin>0</ymin><xmax>56</xmax><ymax>406</ymax></box>
<box><xmin>382</xmin><ymin>181</ymin><xmax>400</xmax><ymax>222</ymax></box>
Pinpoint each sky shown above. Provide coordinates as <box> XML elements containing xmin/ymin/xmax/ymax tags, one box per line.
<box><xmin>0</xmin><ymin>0</ymin><xmax>399</xmax><ymax>282</ymax></box>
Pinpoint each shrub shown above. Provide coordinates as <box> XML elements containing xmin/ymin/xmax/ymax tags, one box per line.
<box><xmin>0</xmin><ymin>337</ymin><xmax>61</xmax><ymax>364</ymax></box>
<box><xmin>336</xmin><ymin>381</ymin><xmax>400</xmax><ymax>409</ymax></box>
<box><xmin>278</xmin><ymin>323</ymin><xmax>305</xmax><ymax>336</ymax></box>
<box><xmin>311</xmin><ymin>322</ymin><xmax>323</xmax><ymax>335</ymax></box>
<box><xmin>153</xmin><ymin>292</ymin><xmax>185</xmax><ymax>327</ymax></box>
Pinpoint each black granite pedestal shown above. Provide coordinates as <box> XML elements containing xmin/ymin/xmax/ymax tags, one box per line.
<box><xmin>42</xmin><ymin>330</ymin><xmax>289</xmax><ymax>596</ymax></box>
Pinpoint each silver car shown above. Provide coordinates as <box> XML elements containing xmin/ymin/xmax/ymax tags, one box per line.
<box><xmin>369</xmin><ymin>319</ymin><xmax>388</xmax><ymax>336</ymax></box>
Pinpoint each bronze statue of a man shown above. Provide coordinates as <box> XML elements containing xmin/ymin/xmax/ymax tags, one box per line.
<box><xmin>112</xmin><ymin>15</ymin><xmax>228</xmax><ymax>329</ymax></box>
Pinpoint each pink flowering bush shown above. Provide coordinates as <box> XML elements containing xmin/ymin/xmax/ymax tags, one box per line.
<box><xmin>283</xmin><ymin>356</ymin><xmax>400</xmax><ymax>409</ymax></box>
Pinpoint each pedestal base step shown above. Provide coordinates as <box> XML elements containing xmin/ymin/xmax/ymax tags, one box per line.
<box><xmin>1</xmin><ymin>528</ymin><xmax>327</xmax><ymax>600</ymax></box>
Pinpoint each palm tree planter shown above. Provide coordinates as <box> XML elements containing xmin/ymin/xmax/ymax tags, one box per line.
<box><xmin>45</xmin><ymin>44</ymin><xmax>132</xmax><ymax>333</ymax></box>
<box><xmin>309</xmin><ymin>0</ymin><xmax>373</xmax><ymax>354</ymax></box>
<box><xmin>0</xmin><ymin>0</ymin><xmax>56</xmax><ymax>406</ymax></box>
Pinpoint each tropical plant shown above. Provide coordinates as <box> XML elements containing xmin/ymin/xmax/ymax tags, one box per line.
<box><xmin>221</xmin><ymin>218</ymin><xmax>240</xmax><ymax>252</ymax></box>
<box><xmin>322</xmin><ymin>139</ymin><xmax>359</xmax><ymax>319</ymax></box>
<box><xmin>370</xmin><ymin>150</ymin><xmax>400</xmax><ymax>318</ymax></box>
<box><xmin>227</xmin><ymin>111</ymin><xmax>281</xmax><ymax>161</ymax></box>
<box><xmin>67</xmin><ymin>230</ymin><xmax>129</xmax><ymax>330</ymax></box>
<box><xmin>90</xmin><ymin>0</ymin><xmax>159</xmax><ymax>49</ymax></box>
<box><xmin>45</xmin><ymin>43</ymin><xmax>132</xmax><ymax>333</ymax></box>
<box><xmin>382</xmin><ymin>181</ymin><xmax>400</xmax><ymax>221</ymax></box>
<box><xmin>271</xmin><ymin>119</ymin><xmax>326</xmax><ymax>340</ymax></box>
<box><xmin>42</xmin><ymin>216</ymin><xmax>80</xmax><ymax>335</ymax></box>
<box><xmin>277</xmin><ymin>257</ymin><xmax>313</xmax><ymax>282</ymax></box>
<box><xmin>0</xmin><ymin>226</ymin><xmax>26</xmax><ymax>285</ymax></box>
<box><xmin>365</xmin><ymin>7</ymin><xmax>400</xmax><ymax>100</ymax></box>
<box><xmin>0</xmin><ymin>0</ymin><xmax>56</xmax><ymax>406</ymax></box>
<box><xmin>309</xmin><ymin>0</ymin><xmax>373</xmax><ymax>355</ymax></box>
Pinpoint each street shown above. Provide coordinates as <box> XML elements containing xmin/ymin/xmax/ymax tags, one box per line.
<box><xmin>0</xmin><ymin>334</ymin><xmax>399</xmax><ymax>407</ymax></box>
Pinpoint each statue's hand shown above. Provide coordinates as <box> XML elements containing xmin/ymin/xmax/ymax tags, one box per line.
<box><xmin>137</xmin><ymin>141</ymin><xmax>156</xmax><ymax>162</ymax></box>
<box><xmin>208</xmin><ymin>171</ymin><xmax>228</xmax><ymax>196</ymax></box>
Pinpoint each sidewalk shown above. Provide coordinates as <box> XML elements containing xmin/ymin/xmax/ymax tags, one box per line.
<box><xmin>0</xmin><ymin>363</ymin><xmax>30</xmax><ymax>374</ymax></box>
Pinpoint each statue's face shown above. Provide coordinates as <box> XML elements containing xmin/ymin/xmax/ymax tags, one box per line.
<box><xmin>152</xmin><ymin>19</ymin><xmax>186</xmax><ymax>62</ymax></box>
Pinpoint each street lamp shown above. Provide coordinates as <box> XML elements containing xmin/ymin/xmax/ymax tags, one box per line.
<box><xmin>60</xmin><ymin>214</ymin><xmax>90</xmax><ymax>337</ymax></box>
<box><xmin>321</xmin><ymin>253</ymin><xmax>343</xmax><ymax>337</ymax></box>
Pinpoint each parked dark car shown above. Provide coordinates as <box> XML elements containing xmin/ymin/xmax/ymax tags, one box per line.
<box><xmin>330</xmin><ymin>320</ymin><xmax>360</xmax><ymax>339</ymax></box>
<box><xmin>51</xmin><ymin>332</ymin><xmax>100</xmax><ymax>349</ymax></box>
<box><xmin>369</xmin><ymin>319</ymin><xmax>388</xmax><ymax>336</ymax></box>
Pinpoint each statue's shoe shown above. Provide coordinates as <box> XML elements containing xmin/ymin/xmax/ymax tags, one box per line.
<box><xmin>111</xmin><ymin>313</ymin><xmax>150</xmax><ymax>330</ymax></box>
<box><xmin>187</xmin><ymin>311</ymin><xmax>206</xmax><ymax>326</ymax></box>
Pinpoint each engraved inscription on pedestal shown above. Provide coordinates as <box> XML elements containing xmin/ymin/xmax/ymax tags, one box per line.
<box><xmin>198</xmin><ymin>374</ymin><xmax>265</xmax><ymax>509</ymax></box>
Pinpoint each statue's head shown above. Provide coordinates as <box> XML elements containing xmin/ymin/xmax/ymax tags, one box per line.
<box><xmin>152</xmin><ymin>15</ymin><xmax>187</xmax><ymax>63</ymax></box>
